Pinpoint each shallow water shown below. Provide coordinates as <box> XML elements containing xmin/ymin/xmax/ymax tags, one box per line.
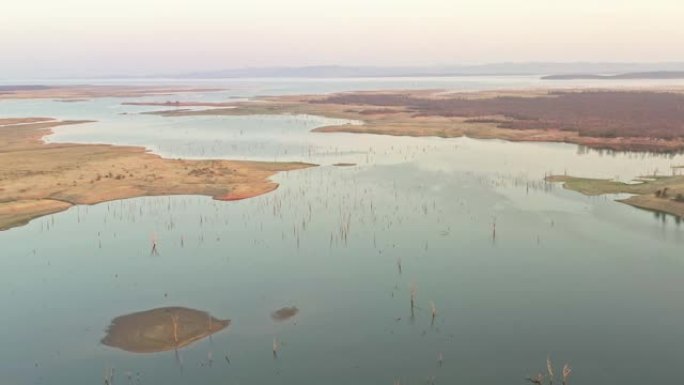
<box><xmin>2</xmin><ymin>78</ymin><xmax>684</xmax><ymax>385</ymax></box>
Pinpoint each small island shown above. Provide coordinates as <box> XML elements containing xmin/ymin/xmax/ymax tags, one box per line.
<box><xmin>101</xmin><ymin>307</ymin><xmax>230</xmax><ymax>353</ymax></box>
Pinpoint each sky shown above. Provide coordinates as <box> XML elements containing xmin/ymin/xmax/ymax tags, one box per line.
<box><xmin>1</xmin><ymin>0</ymin><xmax>683</xmax><ymax>78</ymax></box>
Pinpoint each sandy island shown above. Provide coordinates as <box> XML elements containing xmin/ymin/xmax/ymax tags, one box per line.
<box><xmin>101</xmin><ymin>307</ymin><xmax>230</xmax><ymax>353</ymax></box>
<box><xmin>0</xmin><ymin>119</ymin><xmax>313</xmax><ymax>231</ymax></box>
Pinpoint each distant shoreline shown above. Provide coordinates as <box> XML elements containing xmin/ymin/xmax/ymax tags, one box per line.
<box><xmin>6</xmin><ymin>62</ymin><xmax>684</xmax><ymax>81</ymax></box>
<box><xmin>137</xmin><ymin>86</ymin><xmax>684</xmax><ymax>218</ymax></box>
<box><xmin>543</xmin><ymin>71</ymin><xmax>684</xmax><ymax>80</ymax></box>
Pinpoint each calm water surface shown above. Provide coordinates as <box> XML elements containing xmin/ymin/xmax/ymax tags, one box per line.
<box><xmin>2</xmin><ymin>78</ymin><xmax>684</xmax><ymax>385</ymax></box>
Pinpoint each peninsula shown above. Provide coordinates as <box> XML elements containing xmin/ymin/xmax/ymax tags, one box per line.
<box><xmin>0</xmin><ymin>118</ymin><xmax>313</xmax><ymax>231</ymax></box>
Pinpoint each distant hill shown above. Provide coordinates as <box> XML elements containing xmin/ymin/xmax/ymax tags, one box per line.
<box><xmin>166</xmin><ymin>63</ymin><xmax>684</xmax><ymax>79</ymax></box>
<box><xmin>542</xmin><ymin>71</ymin><xmax>684</xmax><ymax>80</ymax></box>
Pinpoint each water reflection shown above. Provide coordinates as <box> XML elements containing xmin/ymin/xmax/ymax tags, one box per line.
<box><xmin>101</xmin><ymin>307</ymin><xmax>229</xmax><ymax>353</ymax></box>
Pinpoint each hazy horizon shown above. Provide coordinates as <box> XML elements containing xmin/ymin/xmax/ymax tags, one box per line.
<box><xmin>2</xmin><ymin>0</ymin><xmax>683</xmax><ymax>78</ymax></box>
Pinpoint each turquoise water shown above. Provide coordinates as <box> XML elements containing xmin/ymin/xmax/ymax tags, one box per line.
<box><xmin>2</xmin><ymin>79</ymin><xmax>684</xmax><ymax>385</ymax></box>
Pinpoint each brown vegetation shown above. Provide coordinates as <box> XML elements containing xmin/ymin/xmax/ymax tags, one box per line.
<box><xmin>316</xmin><ymin>91</ymin><xmax>684</xmax><ymax>141</ymax></box>
<box><xmin>146</xmin><ymin>89</ymin><xmax>684</xmax><ymax>152</ymax></box>
<box><xmin>0</xmin><ymin>119</ymin><xmax>314</xmax><ymax>230</ymax></box>
<box><xmin>352</xmin><ymin>108</ymin><xmax>405</xmax><ymax>115</ymax></box>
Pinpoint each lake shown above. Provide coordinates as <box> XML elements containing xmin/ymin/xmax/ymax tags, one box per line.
<box><xmin>2</xmin><ymin>77</ymin><xmax>684</xmax><ymax>385</ymax></box>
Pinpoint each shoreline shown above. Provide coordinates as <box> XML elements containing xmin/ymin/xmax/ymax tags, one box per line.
<box><xmin>0</xmin><ymin>85</ymin><xmax>225</xmax><ymax>101</ymax></box>
<box><xmin>0</xmin><ymin>119</ymin><xmax>314</xmax><ymax>231</ymax></box>
<box><xmin>141</xmin><ymin>89</ymin><xmax>684</xmax><ymax>153</ymax></box>
<box><xmin>6</xmin><ymin>86</ymin><xmax>684</xmax><ymax>224</ymax></box>
<box><xmin>547</xmin><ymin>175</ymin><xmax>684</xmax><ymax>218</ymax></box>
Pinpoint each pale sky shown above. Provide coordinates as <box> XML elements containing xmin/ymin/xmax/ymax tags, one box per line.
<box><xmin>1</xmin><ymin>0</ymin><xmax>682</xmax><ymax>78</ymax></box>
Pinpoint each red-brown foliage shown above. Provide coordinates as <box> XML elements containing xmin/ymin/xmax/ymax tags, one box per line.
<box><xmin>316</xmin><ymin>91</ymin><xmax>684</xmax><ymax>140</ymax></box>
